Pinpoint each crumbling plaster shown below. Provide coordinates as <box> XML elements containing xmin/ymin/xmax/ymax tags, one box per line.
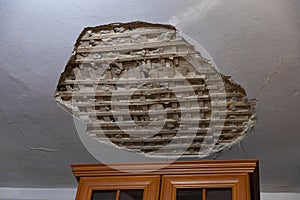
<box><xmin>0</xmin><ymin>0</ymin><xmax>299</xmax><ymax>192</ymax></box>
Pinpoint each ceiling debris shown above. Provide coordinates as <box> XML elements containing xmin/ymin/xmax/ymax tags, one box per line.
<box><xmin>55</xmin><ymin>21</ymin><xmax>256</xmax><ymax>158</ymax></box>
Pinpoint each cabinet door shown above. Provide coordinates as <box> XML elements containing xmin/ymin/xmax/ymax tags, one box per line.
<box><xmin>76</xmin><ymin>175</ymin><xmax>160</xmax><ymax>200</ymax></box>
<box><xmin>160</xmin><ymin>174</ymin><xmax>250</xmax><ymax>200</ymax></box>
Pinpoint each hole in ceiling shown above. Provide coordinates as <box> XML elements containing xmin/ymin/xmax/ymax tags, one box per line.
<box><xmin>55</xmin><ymin>21</ymin><xmax>256</xmax><ymax>158</ymax></box>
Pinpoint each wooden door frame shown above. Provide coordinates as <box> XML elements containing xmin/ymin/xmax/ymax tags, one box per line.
<box><xmin>160</xmin><ymin>173</ymin><xmax>251</xmax><ymax>200</ymax></box>
<box><xmin>75</xmin><ymin>175</ymin><xmax>160</xmax><ymax>200</ymax></box>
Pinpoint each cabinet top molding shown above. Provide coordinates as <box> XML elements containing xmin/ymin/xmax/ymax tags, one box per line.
<box><xmin>72</xmin><ymin>159</ymin><xmax>259</xmax><ymax>179</ymax></box>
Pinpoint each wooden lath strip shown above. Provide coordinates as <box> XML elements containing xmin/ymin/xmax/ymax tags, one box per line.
<box><xmin>62</xmin><ymin>76</ymin><xmax>205</xmax><ymax>85</ymax></box>
<box><xmin>101</xmin><ymin>136</ymin><xmax>238</xmax><ymax>143</ymax></box>
<box><xmin>118</xmin><ymin>143</ymin><xmax>228</xmax><ymax>151</ymax></box>
<box><xmin>77</xmin><ymin>40</ymin><xmax>187</xmax><ymax>53</ymax></box>
<box><xmin>86</xmin><ymin>107</ymin><xmax>210</xmax><ymax>117</ymax></box>
<box><xmin>87</xmin><ymin>118</ymin><xmax>250</xmax><ymax>128</ymax></box>
<box><xmin>107</xmin><ymin>136</ymin><xmax>214</xmax><ymax>143</ymax></box>
<box><xmin>73</xmin><ymin>100</ymin><xmax>251</xmax><ymax>107</ymax></box>
<box><xmin>76</xmin><ymin>51</ymin><xmax>189</xmax><ymax>63</ymax></box>
<box><xmin>94</xmin><ymin>126</ymin><xmax>244</xmax><ymax>133</ymax></box>
<box><xmin>72</xmin><ymin>96</ymin><xmax>201</xmax><ymax>106</ymax></box>
<box><xmin>81</xmin><ymin>29</ymin><xmax>175</xmax><ymax>40</ymax></box>
<box><xmin>84</xmin><ymin>109</ymin><xmax>252</xmax><ymax>117</ymax></box>
<box><xmin>90</xmin><ymin>129</ymin><xmax>209</xmax><ymax>135</ymax></box>
<box><xmin>58</xmin><ymin>91</ymin><xmax>244</xmax><ymax>98</ymax></box>
<box><xmin>89</xmin><ymin>125</ymin><xmax>244</xmax><ymax>135</ymax></box>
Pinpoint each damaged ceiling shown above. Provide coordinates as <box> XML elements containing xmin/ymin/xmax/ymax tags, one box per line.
<box><xmin>0</xmin><ymin>0</ymin><xmax>299</xmax><ymax>192</ymax></box>
<box><xmin>55</xmin><ymin>21</ymin><xmax>256</xmax><ymax>158</ymax></box>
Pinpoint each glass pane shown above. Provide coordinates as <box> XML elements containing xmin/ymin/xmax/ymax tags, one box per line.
<box><xmin>176</xmin><ymin>188</ymin><xmax>202</xmax><ymax>200</ymax></box>
<box><xmin>206</xmin><ymin>188</ymin><xmax>232</xmax><ymax>200</ymax></box>
<box><xmin>120</xmin><ymin>189</ymin><xmax>144</xmax><ymax>200</ymax></box>
<box><xmin>91</xmin><ymin>190</ymin><xmax>116</xmax><ymax>200</ymax></box>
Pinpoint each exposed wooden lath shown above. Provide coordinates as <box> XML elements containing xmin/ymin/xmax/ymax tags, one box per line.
<box><xmin>55</xmin><ymin>21</ymin><xmax>256</xmax><ymax>158</ymax></box>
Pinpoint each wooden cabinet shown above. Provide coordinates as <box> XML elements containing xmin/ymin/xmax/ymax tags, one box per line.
<box><xmin>72</xmin><ymin>160</ymin><xmax>260</xmax><ymax>200</ymax></box>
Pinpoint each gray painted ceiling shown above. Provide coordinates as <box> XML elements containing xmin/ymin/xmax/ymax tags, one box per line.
<box><xmin>0</xmin><ymin>0</ymin><xmax>299</xmax><ymax>192</ymax></box>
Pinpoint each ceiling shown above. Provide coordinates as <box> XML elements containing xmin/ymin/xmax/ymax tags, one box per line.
<box><xmin>0</xmin><ymin>0</ymin><xmax>299</xmax><ymax>192</ymax></box>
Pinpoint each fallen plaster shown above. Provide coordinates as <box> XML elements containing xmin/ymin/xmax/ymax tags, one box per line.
<box><xmin>55</xmin><ymin>22</ymin><xmax>256</xmax><ymax>158</ymax></box>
